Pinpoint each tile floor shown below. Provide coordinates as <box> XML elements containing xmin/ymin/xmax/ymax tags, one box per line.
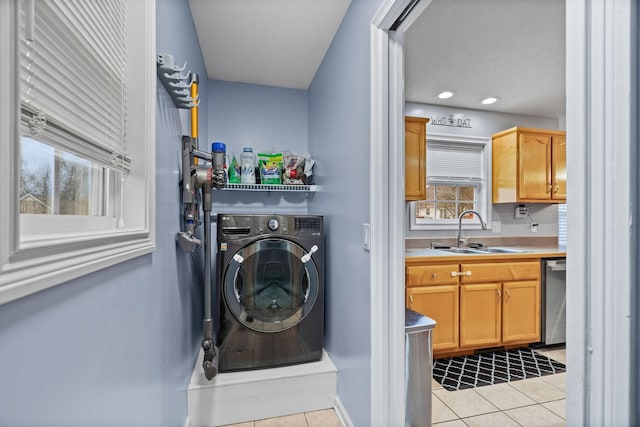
<box><xmin>222</xmin><ymin>409</ymin><xmax>342</xmax><ymax>427</ymax></box>
<box><xmin>222</xmin><ymin>347</ymin><xmax>567</xmax><ymax>427</ymax></box>
<box><xmin>431</xmin><ymin>346</ymin><xmax>566</xmax><ymax>427</ymax></box>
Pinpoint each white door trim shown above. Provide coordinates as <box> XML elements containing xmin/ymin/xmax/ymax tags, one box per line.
<box><xmin>566</xmin><ymin>0</ymin><xmax>638</xmax><ymax>424</ymax></box>
<box><xmin>369</xmin><ymin>1</ymin><xmax>432</xmax><ymax>425</ymax></box>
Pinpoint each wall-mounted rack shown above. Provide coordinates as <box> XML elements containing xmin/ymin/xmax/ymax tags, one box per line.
<box><xmin>157</xmin><ymin>53</ymin><xmax>198</xmax><ymax>109</ymax></box>
<box><xmin>222</xmin><ymin>183</ymin><xmax>317</xmax><ymax>192</ymax></box>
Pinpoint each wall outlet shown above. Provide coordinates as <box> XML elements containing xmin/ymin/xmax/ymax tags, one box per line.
<box><xmin>531</xmin><ymin>223</ymin><xmax>539</xmax><ymax>233</ymax></box>
<box><xmin>515</xmin><ymin>205</ymin><xmax>529</xmax><ymax>219</ymax></box>
<box><xmin>492</xmin><ymin>221</ymin><xmax>502</xmax><ymax>233</ymax></box>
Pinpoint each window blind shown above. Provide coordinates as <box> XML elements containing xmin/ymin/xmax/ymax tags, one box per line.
<box><xmin>19</xmin><ymin>0</ymin><xmax>130</xmax><ymax>171</ymax></box>
<box><xmin>558</xmin><ymin>203</ymin><xmax>567</xmax><ymax>246</ymax></box>
<box><xmin>426</xmin><ymin>142</ymin><xmax>483</xmax><ymax>182</ymax></box>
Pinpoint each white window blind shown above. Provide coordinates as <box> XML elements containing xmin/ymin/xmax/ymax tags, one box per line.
<box><xmin>427</xmin><ymin>142</ymin><xmax>483</xmax><ymax>182</ymax></box>
<box><xmin>19</xmin><ymin>0</ymin><xmax>130</xmax><ymax>171</ymax></box>
<box><xmin>558</xmin><ymin>203</ymin><xmax>567</xmax><ymax>246</ymax></box>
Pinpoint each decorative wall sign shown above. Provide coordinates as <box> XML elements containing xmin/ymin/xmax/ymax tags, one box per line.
<box><xmin>430</xmin><ymin>113</ymin><xmax>472</xmax><ymax>128</ymax></box>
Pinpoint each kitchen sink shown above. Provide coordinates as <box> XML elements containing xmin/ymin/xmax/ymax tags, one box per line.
<box><xmin>440</xmin><ymin>248</ymin><xmax>487</xmax><ymax>254</ymax></box>
<box><xmin>483</xmin><ymin>247</ymin><xmax>526</xmax><ymax>253</ymax></box>
<box><xmin>437</xmin><ymin>247</ymin><xmax>527</xmax><ymax>255</ymax></box>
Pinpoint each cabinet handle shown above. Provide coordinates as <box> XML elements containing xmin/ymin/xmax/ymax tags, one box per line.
<box><xmin>431</xmin><ymin>273</ymin><xmax>438</xmax><ymax>279</ymax></box>
<box><xmin>450</xmin><ymin>271</ymin><xmax>472</xmax><ymax>277</ymax></box>
<box><xmin>553</xmin><ymin>184</ymin><xmax>559</xmax><ymax>194</ymax></box>
<box><xmin>409</xmin><ymin>294</ymin><xmax>414</xmax><ymax>308</ymax></box>
<box><xmin>546</xmin><ymin>183</ymin><xmax>552</xmax><ymax>193</ymax></box>
<box><xmin>506</xmin><ymin>289</ymin><xmax>511</xmax><ymax>303</ymax></box>
<box><xmin>497</xmin><ymin>289</ymin><xmax>502</xmax><ymax>304</ymax></box>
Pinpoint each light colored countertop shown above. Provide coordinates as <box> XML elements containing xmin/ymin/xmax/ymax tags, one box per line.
<box><xmin>405</xmin><ymin>246</ymin><xmax>566</xmax><ymax>263</ymax></box>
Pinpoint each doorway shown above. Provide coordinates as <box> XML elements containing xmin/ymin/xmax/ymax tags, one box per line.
<box><xmin>370</xmin><ymin>0</ymin><xmax>638</xmax><ymax>425</ymax></box>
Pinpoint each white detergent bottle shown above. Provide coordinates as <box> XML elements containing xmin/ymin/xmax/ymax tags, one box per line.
<box><xmin>241</xmin><ymin>147</ymin><xmax>256</xmax><ymax>184</ymax></box>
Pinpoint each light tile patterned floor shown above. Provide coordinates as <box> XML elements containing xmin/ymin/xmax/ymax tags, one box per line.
<box><xmin>222</xmin><ymin>409</ymin><xmax>342</xmax><ymax>427</ymax></box>
<box><xmin>222</xmin><ymin>347</ymin><xmax>566</xmax><ymax>427</ymax></box>
<box><xmin>433</xmin><ymin>346</ymin><xmax>566</xmax><ymax>427</ymax></box>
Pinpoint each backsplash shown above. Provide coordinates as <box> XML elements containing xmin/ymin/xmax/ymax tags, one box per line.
<box><xmin>405</xmin><ymin>236</ymin><xmax>559</xmax><ymax>249</ymax></box>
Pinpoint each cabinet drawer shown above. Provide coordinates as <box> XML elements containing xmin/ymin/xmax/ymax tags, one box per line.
<box><xmin>407</xmin><ymin>264</ymin><xmax>459</xmax><ymax>286</ymax></box>
<box><xmin>460</xmin><ymin>262</ymin><xmax>540</xmax><ymax>283</ymax></box>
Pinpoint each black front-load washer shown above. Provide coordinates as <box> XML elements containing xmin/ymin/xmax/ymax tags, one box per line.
<box><xmin>216</xmin><ymin>214</ymin><xmax>324</xmax><ymax>372</ymax></box>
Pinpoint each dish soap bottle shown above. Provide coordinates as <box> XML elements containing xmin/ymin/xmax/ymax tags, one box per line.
<box><xmin>241</xmin><ymin>147</ymin><xmax>256</xmax><ymax>184</ymax></box>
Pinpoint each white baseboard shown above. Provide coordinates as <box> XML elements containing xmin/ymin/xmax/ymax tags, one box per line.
<box><xmin>334</xmin><ymin>395</ymin><xmax>355</xmax><ymax>427</ymax></box>
<box><xmin>188</xmin><ymin>349</ymin><xmax>337</xmax><ymax>426</ymax></box>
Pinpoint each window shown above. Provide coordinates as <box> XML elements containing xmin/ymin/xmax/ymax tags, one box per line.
<box><xmin>0</xmin><ymin>0</ymin><xmax>155</xmax><ymax>304</ymax></box>
<box><xmin>409</xmin><ymin>133</ymin><xmax>490</xmax><ymax>230</ymax></box>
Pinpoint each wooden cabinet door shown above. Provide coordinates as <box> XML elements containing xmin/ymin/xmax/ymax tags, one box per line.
<box><xmin>551</xmin><ymin>135</ymin><xmax>566</xmax><ymax>201</ymax></box>
<box><xmin>405</xmin><ymin>116</ymin><xmax>428</xmax><ymax>201</ymax></box>
<box><xmin>519</xmin><ymin>133</ymin><xmax>552</xmax><ymax>200</ymax></box>
<box><xmin>459</xmin><ymin>283</ymin><xmax>501</xmax><ymax>348</ymax></box>
<box><xmin>502</xmin><ymin>281</ymin><xmax>540</xmax><ymax>343</ymax></box>
<box><xmin>407</xmin><ymin>285</ymin><xmax>459</xmax><ymax>352</ymax></box>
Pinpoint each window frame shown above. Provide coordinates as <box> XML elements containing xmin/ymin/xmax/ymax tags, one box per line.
<box><xmin>0</xmin><ymin>0</ymin><xmax>156</xmax><ymax>305</ymax></box>
<box><xmin>409</xmin><ymin>133</ymin><xmax>491</xmax><ymax>230</ymax></box>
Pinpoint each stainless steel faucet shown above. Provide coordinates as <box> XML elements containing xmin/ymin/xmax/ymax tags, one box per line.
<box><xmin>457</xmin><ymin>209</ymin><xmax>487</xmax><ymax>248</ymax></box>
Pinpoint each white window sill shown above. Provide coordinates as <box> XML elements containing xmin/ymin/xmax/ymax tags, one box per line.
<box><xmin>0</xmin><ymin>232</ymin><xmax>155</xmax><ymax>305</ymax></box>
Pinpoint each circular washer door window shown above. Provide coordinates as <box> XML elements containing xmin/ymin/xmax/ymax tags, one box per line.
<box><xmin>223</xmin><ymin>238</ymin><xmax>319</xmax><ymax>333</ymax></box>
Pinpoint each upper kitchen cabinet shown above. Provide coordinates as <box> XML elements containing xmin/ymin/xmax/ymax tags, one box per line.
<box><xmin>492</xmin><ymin>127</ymin><xmax>566</xmax><ymax>203</ymax></box>
<box><xmin>405</xmin><ymin>116</ymin><xmax>430</xmax><ymax>201</ymax></box>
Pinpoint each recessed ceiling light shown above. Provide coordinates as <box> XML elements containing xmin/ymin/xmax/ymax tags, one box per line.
<box><xmin>481</xmin><ymin>97</ymin><xmax>499</xmax><ymax>105</ymax></box>
<box><xmin>438</xmin><ymin>91</ymin><xmax>454</xmax><ymax>99</ymax></box>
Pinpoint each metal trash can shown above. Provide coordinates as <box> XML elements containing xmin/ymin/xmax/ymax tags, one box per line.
<box><xmin>405</xmin><ymin>308</ymin><xmax>436</xmax><ymax>427</ymax></box>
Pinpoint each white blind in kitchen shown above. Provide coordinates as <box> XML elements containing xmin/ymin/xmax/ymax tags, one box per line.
<box><xmin>558</xmin><ymin>203</ymin><xmax>567</xmax><ymax>246</ymax></box>
<box><xmin>426</xmin><ymin>141</ymin><xmax>484</xmax><ymax>182</ymax></box>
<box><xmin>19</xmin><ymin>0</ymin><xmax>130</xmax><ymax>171</ymax></box>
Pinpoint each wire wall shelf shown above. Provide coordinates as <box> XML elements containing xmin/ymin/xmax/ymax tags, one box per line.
<box><xmin>222</xmin><ymin>183</ymin><xmax>317</xmax><ymax>192</ymax></box>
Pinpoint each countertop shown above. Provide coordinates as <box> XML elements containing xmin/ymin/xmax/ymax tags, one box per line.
<box><xmin>405</xmin><ymin>246</ymin><xmax>566</xmax><ymax>263</ymax></box>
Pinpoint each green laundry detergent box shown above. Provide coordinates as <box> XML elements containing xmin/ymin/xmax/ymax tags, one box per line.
<box><xmin>258</xmin><ymin>152</ymin><xmax>283</xmax><ymax>185</ymax></box>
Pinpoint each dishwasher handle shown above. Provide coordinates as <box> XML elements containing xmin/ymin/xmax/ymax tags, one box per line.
<box><xmin>546</xmin><ymin>259</ymin><xmax>566</xmax><ymax>271</ymax></box>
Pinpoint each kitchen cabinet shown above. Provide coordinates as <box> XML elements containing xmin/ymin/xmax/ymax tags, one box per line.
<box><xmin>459</xmin><ymin>283</ymin><xmax>501</xmax><ymax>348</ymax></box>
<box><xmin>407</xmin><ymin>285</ymin><xmax>459</xmax><ymax>352</ymax></box>
<box><xmin>492</xmin><ymin>127</ymin><xmax>566</xmax><ymax>203</ymax></box>
<box><xmin>460</xmin><ymin>280</ymin><xmax>540</xmax><ymax>348</ymax></box>
<box><xmin>405</xmin><ymin>116</ymin><xmax>429</xmax><ymax>201</ymax></box>
<box><xmin>501</xmin><ymin>280</ymin><xmax>540</xmax><ymax>343</ymax></box>
<box><xmin>406</xmin><ymin>264</ymin><xmax>459</xmax><ymax>352</ymax></box>
<box><xmin>406</xmin><ymin>259</ymin><xmax>540</xmax><ymax>357</ymax></box>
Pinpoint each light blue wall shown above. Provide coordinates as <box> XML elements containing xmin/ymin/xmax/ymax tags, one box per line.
<box><xmin>207</xmin><ymin>80</ymin><xmax>310</xmax><ymax>215</ymax></box>
<box><xmin>307</xmin><ymin>1</ymin><xmax>381</xmax><ymax>425</ymax></box>
<box><xmin>404</xmin><ymin>102</ymin><xmax>562</xmax><ymax>240</ymax></box>
<box><xmin>0</xmin><ymin>1</ymin><xmax>205</xmax><ymax>426</ymax></box>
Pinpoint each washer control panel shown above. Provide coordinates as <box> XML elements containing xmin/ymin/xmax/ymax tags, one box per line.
<box><xmin>218</xmin><ymin>214</ymin><xmax>323</xmax><ymax>238</ymax></box>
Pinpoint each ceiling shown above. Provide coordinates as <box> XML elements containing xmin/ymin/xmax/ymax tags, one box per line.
<box><xmin>188</xmin><ymin>0</ymin><xmax>352</xmax><ymax>89</ymax></box>
<box><xmin>189</xmin><ymin>0</ymin><xmax>566</xmax><ymax>118</ymax></box>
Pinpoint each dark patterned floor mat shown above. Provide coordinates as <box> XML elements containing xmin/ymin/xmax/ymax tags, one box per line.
<box><xmin>433</xmin><ymin>348</ymin><xmax>566</xmax><ymax>391</ymax></box>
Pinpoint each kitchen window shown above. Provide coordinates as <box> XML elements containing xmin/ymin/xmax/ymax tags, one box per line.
<box><xmin>0</xmin><ymin>0</ymin><xmax>155</xmax><ymax>304</ymax></box>
<box><xmin>409</xmin><ymin>134</ymin><xmax>490</xmax><ymax>230</ymax></box>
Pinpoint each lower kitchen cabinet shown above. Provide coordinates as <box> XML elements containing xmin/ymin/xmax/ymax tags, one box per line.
<box><xmin>407</xmin><ymin>285</ymin><xmax>459</xmax><ymax>352</ymax></box>
<box><xmin>406</xmin><ymin>259</ymin><xmax>541</xmax><ymax>358</ymax></box>
<box><xmin>502</xmin><ymin>280</ymin><xmax>540</xmax><ymax>343</ymax></box>
<box><xmin>459</xmin><ymin>283</ymin><xmax>501</xmax><ymax>348</ymax></box>
<box><xmin>460</xmin><ymin>280</ymin><xmax>540</xmax><ymax>348</ymax></box>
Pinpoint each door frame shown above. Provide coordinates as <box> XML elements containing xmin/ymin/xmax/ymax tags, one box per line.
<box><xmin>369</xmin><ymin>0</ymin><xmax>638</xmax><ymax>425</ymax></box>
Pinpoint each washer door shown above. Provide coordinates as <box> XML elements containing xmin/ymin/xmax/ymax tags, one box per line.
<box><xmin>223</xmin><ymin>238</ymin><xmax>319</xmax><ymax>333</ymax></box>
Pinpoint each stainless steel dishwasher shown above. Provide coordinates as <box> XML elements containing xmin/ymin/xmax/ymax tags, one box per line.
<box><xmin>541</xmin><ymin>258</ymin><xmax>566</xmax><ymax>345</ymax></box>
